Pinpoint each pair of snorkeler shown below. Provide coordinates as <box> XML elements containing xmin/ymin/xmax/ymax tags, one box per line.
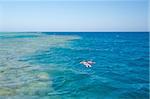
<box><xmin>80</xmin><ymin>60</ymin><xmax>95</xmax><ymax>68</ymax></box>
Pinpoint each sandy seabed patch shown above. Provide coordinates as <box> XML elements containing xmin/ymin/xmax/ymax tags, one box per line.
<box><xmin>0</xmin><ymin>32</ymin><xmax>80</xmax><ymax>98</ymax></box>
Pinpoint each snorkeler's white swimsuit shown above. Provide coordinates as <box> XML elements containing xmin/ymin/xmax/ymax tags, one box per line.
<box><xmin>82</xmin><ymin>62</ymin><xmax>92</xmax><ymax>67</ymax></box>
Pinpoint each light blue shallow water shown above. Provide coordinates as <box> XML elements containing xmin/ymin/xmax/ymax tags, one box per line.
<box><xmin>0</xmin><ymin>32</ymin><xmax>149</xmax><ymax>99</ymax></box>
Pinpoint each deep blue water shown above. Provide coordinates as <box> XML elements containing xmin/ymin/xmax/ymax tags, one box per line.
<box><xmin>0</xmin><ymin>32</ymin><xmax>149</xmax><ymax>99</ymax></box>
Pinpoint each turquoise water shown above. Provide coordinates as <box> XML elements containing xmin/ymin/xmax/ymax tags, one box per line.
<box><xmin>0</xmin><ymin>32</ymin><xmax>149</xmax><ymax>99</ymax></box>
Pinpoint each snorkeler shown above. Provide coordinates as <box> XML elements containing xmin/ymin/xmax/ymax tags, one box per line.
<box><xmin>80</xmin><ymin>60</ymin><xmax>95</xmax><ymax>68</ymax></box>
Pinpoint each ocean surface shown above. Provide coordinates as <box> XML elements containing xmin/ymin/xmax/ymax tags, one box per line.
<box><xmin>0</xmin><ymin>32</ymin><xmax>149</xmax><ymax>99</ymax></box>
